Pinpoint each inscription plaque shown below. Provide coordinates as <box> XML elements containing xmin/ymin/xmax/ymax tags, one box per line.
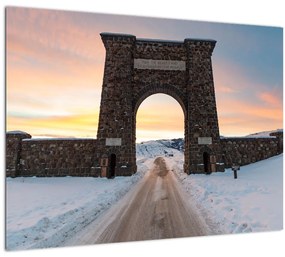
<box><xmin>134</xmin><ymin>59</ymin><xmax>186</xmax><ymax>71</ymax></box>
<box><xmin>198</xmin><ymin>137</ymin><xmax>212</xmax><ymax>145</ymax></box>
<box><xmin>106</xmin><ymin>138</ymin><xmax>122</xmax><ymax>146</ymax></box>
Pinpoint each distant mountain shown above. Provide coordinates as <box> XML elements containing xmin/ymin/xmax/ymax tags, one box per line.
<box><xmin>156</xmin><ymin>138</ymin><xmax>184</xmax><ymax>151</ymax></box>
<box><xmin>245</xmin><ymin>129</ymin><xmax>283</xmax><ymax>138</ymax></box>
<box><xmin>136</xmin><ymin>139</ymin><xmax>183</xmax><ymax>158</ymax></box>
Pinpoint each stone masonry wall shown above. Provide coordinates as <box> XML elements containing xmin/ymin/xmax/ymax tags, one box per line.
<box><xmin>6</xmin><ymin>133</ymin><xmax>99</xmax><ymax>177</ymax></box>
<box><xmin>20</xmin><ymin>139</ymin><xmax>98</xmax><ymax>177</ymax></box>
<box><xmin>221</xmin><ymin>135</ymin><xmax>282</xmax><ymax>168</ymax></box>
<box><xmin>6</xmin><ymin>131</ymin><xmax>31</xmax><ymax>177</ymax></box>
<box><xmin>5</xmin><ymin>131</ymin><xmax>283</xmax><ymax>177</ymax></box>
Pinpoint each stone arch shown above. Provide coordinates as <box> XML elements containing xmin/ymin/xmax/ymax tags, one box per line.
<box><xmin>96</xmin><ymin>32</ymin><xmax>224</xmax><ymax>176</ymax></box>
<box><xmin>133</xmin><ymin>84</ymin><xmax>187</xmax><ymax>116</ymax></box>
<box><xmin>200</xmin><ymin>145</ymin><xmax>213</xmax><ymax>154</ymax></box>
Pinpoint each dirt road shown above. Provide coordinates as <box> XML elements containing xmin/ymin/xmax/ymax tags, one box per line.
<box><xmin>66</xmin><ymin>157</ymin><xmax>209</xmax><ymax>246</ymax></box>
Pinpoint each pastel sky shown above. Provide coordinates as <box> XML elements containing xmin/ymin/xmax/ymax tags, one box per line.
<box><xmin>6</xmin><ymin>7</ymin><xmax>283</xmax><ymax>142</ymax></box>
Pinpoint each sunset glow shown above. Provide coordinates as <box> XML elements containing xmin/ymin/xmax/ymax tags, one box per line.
<box><xmin>136</xmin><ymin>94</ymin><xmax>184</xmax><ymax>142</ymax></box>
<box><xmin>6</xmin><ymin>7</ymin><xmax>283</xmax><ymax>141</ymax></box>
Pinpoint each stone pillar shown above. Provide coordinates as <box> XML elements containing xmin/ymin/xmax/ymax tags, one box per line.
<box><xmin>6</xmin><ymin>131</ymin><xmax>31</xmax><ymax>177</ymax></box>
<box><xmin>183</xmin><ymin>109</ymin><xmax>190</xmax><ymax>174</ymax></box>
<box><xmin>96</xmin><ymin>33</ymin><xmax>136</xmax><ymax>176</ymax></box>
<box><xmin>270</xmin><ymin>131</ymin><xmax>283</xmax><ymax>153</ymax></box>
<box><xmin>184</xmin><ymin>39</ymin><xmax>224</xmax><ymax>173</ymax></box>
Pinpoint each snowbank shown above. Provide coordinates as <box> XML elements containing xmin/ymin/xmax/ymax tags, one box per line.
<box><xmin>170</xmin><ymin>153</ymin><xmax>283</xmax><ymax>234</ymax></box>
<box><xmin>6</xmin><ymin>161</ymin><xmax>151</xmax><ymax>250</ymax></box>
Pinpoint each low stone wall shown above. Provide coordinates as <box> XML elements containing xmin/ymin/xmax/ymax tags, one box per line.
<box><xmin>6</xmin><ymin>131</ymin><xmax>283</xmax><ymax>177</ymax></box>
<box><xmin>6</xmin><ymin>132</ymin><xmax>99</xmax><ymax>177</ymax></box>
<box><xmin>221</xmin><ymin>135</ymin><xmax>282</xmax><ymax>168</ymax></box>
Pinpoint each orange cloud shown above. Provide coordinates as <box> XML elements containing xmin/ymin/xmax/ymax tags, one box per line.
<box><xmin>219</xmin><ymin>117</ymin><xmax>282</xmax><ymax>137</ymax></box>
<box><xmin>217</xmin><ymin>96</ymin><xmax>282</xmax><ymax>136</ymax></box>
<box><xmin>7</xmin><ymin>111</ymin><xmax>99</xmax><ymax>138</ymax></box>
<box><xmin>213</xmin><ymin>57</ymin><xmax>282</xmax><ymax>136</ymax></box>
<box><xmin>218</xmin><ymin>96</ymin><xmax>282</xmax><ymax>120</ymax></box>
<box><xmin>136</xmin><ymin>130</ymin><xmax>184</xmax><ymax>142</ymax></box>
<box><xmin>137</xmin><ymin>115</ymin><xmax>184</xmax><ymax>131</ymax></box>
<box><xmin>258</xmin><ymin>91</ymin><xmax>282</xmax><ymax>107</ymax></box>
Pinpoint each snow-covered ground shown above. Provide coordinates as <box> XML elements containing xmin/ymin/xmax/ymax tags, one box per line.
<box><xmin>165</xmin><ymin>150</ymin><xmax>283</xmax><ymax>234</ymax></box>
<box><xmin>6</xmin><ymin>139</ymin><xmax>283</xmax><ymax>250</ymax></box>
<box><xmin>5</xmin><ymin>159</ymin><xmax>153</xmax><ymax>250</ymax></box>
<box><xmin>138</xmin><ymin>140</ymin><xmax>283</xmax><ymax>233</ymax></box>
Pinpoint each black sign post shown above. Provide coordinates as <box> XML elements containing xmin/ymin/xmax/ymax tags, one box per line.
<box><xmin>231</xmin><ymin>164</ymin><xmax>240</xmax><ymax>179</ymax></box>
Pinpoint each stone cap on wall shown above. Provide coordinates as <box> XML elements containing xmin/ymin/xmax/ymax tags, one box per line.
<box><xmin>220</xmin><ymin>137</ymin><xmax>278</xmax><ymax>142</ymax></box>
<box><xmin>7</xmin><ymin>130</ymin><xmax>30</xmax><ymax>135</ymax></box>
<box><xmin>184</xmin><ymin>38</ymin><xmax>216</xmax><ymax>43</ymax></box>
<box><xmin>136</xmin><ymin>37</ymin><xmax>184</xmax><ymax>45</ymax></box>
<box><xmin>100</xmin><ymin>32</ymin><xmax>216</xmax><ymax>46</ymax></box>
<box><xmin>22</xmin><ymin>138</ymin><xmax>96</xmax><ymax>141</ymax></box>
<box><xmin>6</xmin><ymin>131</ymin><xmax>31</xmax><ymax>139</ymax></box>
<box><xmin>100</xmin><ymin>32</ymin><xmax>136</xmax><ymax>46</ymax></box>
<box><xmin>100</xmin><ymin>32</ymin><xmax>136</xmax><ymax>38</ymax></box>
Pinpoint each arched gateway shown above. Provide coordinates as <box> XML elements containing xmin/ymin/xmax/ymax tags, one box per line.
<box><xmin>95</xmin><ymin>32</ymin><xmax>225</xmax><ymax>176</ymax></box>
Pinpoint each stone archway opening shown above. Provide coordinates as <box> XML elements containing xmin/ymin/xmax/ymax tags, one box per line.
<box><xmin>134</xmin><ymin>88</ymin><xmax>187</xmax><ymax>174</ymax></box>
<box><xmin>136</xmin><ymin>93</ymin><xmax>184</xmax><ymax>143</ymax></box>
<box><xmin>108</xmin><ymin>153</ymin><xmax>116</xmax><ymax>178</ymax></box>
<box><xmin>203</xmin><ymin>152</ymin><xmax>210</xmax><ymax>174</ymax></box>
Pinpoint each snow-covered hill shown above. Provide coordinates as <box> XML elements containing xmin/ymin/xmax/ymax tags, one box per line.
<box><xmin>245</xmin><ymin>128</ymin><xmax>283</xmax><ymax>138</ymax></box>
<box><xmin>156</xmin><ymin>138</ymin><xmax>184</xmax><ymax>151</ymax></box>
<box><xmin>136</xmin><ymin>140</ymin><xmax>183</xmax><ymax>159</ymax></box>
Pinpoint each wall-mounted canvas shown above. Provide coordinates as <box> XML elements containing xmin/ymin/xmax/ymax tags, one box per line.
<box><xmin>5</xmin><ymin>6</ymin><xmax>283</xmax><ymax>251</ymax></box>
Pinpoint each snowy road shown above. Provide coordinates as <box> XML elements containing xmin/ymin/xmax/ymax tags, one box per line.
<box><xmin>65</xmin><ymin>157</ymin><xmax>209</xmax><ymax>246</ymax></box>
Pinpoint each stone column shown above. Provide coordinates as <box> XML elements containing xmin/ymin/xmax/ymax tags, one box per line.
<box><xmin>96</xmin><ymin>33</ymin><xmax>136</xmax><ymax>176</ymax></box>
<box><xmin>6</xmin><ymin>131</ymin><xmax>31</xmax><ymax>177</ymax></box>
<box><xmin>270</xmin><ymin>131</ymin><xmax>283</xmax><ymax>154</ymax></box>
<box><xmin>184</xmin><ymin>39</ymin><xmax>224</xmax><ymax>173</ymax></box>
